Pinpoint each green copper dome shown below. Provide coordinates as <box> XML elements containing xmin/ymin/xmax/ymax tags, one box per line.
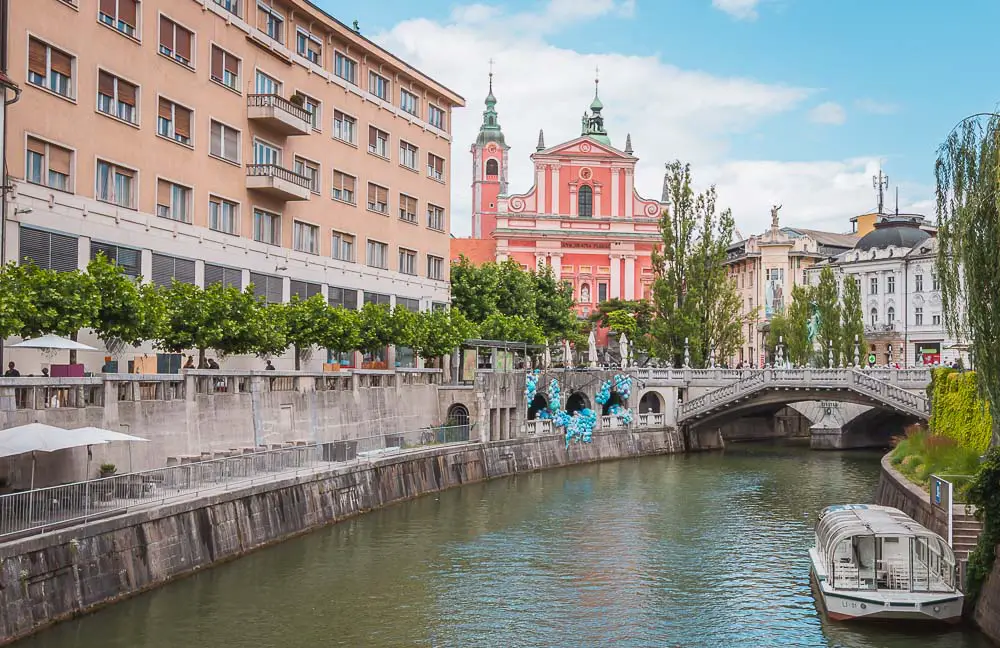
<box><xmin>580</xmin><ymin>79</ymin><xmax>610</xmax><ymax>146</ymax></box>
<box><xmin>476</xmin><ymin>73</ymin><xmax>506</xmax><ymax>147</ymax></box>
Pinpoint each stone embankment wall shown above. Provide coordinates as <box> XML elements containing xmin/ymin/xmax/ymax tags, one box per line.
<box><xmin>874</xmin><ymin>453</ymin><xmax>947</xmax><ymax>539</ymax></box>
<box><xmin>974</xmin><ymin>556</ymin><xmax>1000</xmax><ymax>643</ymax></box>
<box><xmin>0</xmin><ymin>427</ymin><xmax>684</xmax><ymax>645</ymax></box>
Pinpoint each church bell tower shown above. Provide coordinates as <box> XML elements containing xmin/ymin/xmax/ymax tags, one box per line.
<box><xmin>470</xmin><ymin>67</ymin><xmax>509</xmax><ymax>239</ymax></box>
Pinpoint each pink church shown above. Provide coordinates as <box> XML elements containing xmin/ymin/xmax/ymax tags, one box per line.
<box><xmin>453</xmin><ymin>75</ymin><xmax>665</xmax><ymax>320</ymax></box>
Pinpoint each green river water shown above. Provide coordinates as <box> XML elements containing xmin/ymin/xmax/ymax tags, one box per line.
<box><xmin>17</xmin><ymin>442</ymin><xmax>994</xmax><ymax>648</ymax></box>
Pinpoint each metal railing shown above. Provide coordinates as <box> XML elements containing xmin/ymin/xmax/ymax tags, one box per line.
<box><xmin>246</xmin><ymin>93</ymin><xmax>312</xmax><ymax>123</ymax></box>
<box><xmin>0</xmin><ymin>425</ymin><xmax>472</xmax><ymax>541</ymax></box>
<box><xmin>246</xmin><ymin>163</ymin><xmax>313</xmax><ymax>190</ymax></box>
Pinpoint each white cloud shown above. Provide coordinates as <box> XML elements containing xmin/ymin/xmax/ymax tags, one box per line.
<box><xmin>809</xmin><ymin>102</ymin><xmax>847</xmax><ymax>125</ymax></box>
<box><xmin>370</xmin><ymin>2</ymin><xmax>926</xmax><ymax>238</ymax></box>
<box><xmin>854</xmin><ymin>98</ymin><xmax>899</xmax><ymax>115</ymax></box>
<box><xmin>712</xmin><ymin>0</ymin><xmax>761</xmax><ymax>20</ymax></box>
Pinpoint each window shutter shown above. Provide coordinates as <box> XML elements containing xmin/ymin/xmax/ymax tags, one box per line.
<box><xmin>250</xmin><ymin>272</ymin><xmax>268</xmax><ymax>300</ymax></box>
<box><xmin>368</xmin><ymin>125</ymin><xmax>377</xmax><ymax>145</ymax></box>
<box><xmin>211</xmin><ymin>46</ymin><xmax>223</xmax><ymax>80</ymax></box>
<box><xmin>224</xmin><ymin>52</ymin><xmax>239</xmax><ymax>75</ymax></box>
<box><xmin>119</xmin><ymin>0</ymin><xmax>138</xmax><ymax>28</ymax></box>
<box><xmin>26</xmin><ymin>137</ymin><xmax>45</xmax><ymax>155</ymax></box>
<box><xmin>99</xmin><ymin>0</ymin><xmax>116</xmax><ymax>16</ymax></box>
<box><xmin>49</xmin><ymin>231</ymin><xmax>79</xmax><ymax>272</ymax></box>
<box><xmin>378</xmin><ymin>186</ymin><xmax>388</xmax><ymax>204</ymax></box>
<box><xmin>49</xmin><ymin>49</ymin><xmax>72</xmax><ymax>77</ymax></box>
<box><xmin>19</xmin><ymin>226</ymin><xmax>49</xmax><ymax>268</ymax></box>
<box><xmin>176</xmin><ymin>27</ymin><xmax>192</xmax><ymax>59</ymax></box>
<box><xmin>174</xmin><ymin>257</ymin><xmax>196</xmax><ymax>285</ymax></box>
<box><xmin>157</xmin><ymin>179</ymin><xmax>171</xmax><ymax>207</ymax></box>
<box><xmin>28</xmin><ymin>39</ymin><xmax>46</xmax><ymax>76</ymax></box>
<box><xmin>158</xmin><ymin>97</ymin><xmax>172</xmax><ymax>120</ymax></box>
<box><xmin>175</xmin><ymin>107</ymin><xmax>192</xmax><ymax>138</ymax></box>
<box><xmin>151</xmin><ymin>253</ymin><xmax>174</xmax><ymax>287</ymax></box>
<box><xmin>223</xmin><ymin>126</ymin><xmax>238</xmax><ymax>160</ymax></box>
<box><xmin>98</xmin><ymin>70</ymin><xmax>114</xmax><ymax>97</ymax></box>
<box><xmin>90</xmin><ymin>240</ymin><xmax>117</xmax><ymax>263</ymax></box>
<box><xmin>204</xmin><ymin>263</ymin><xmax>224</xmax><ymax>287</ymax></box>
<box><xmin>118</xmin><ymin>79</ymin><xmax>137</xmax><ymax>106</ymax></box>
<box><xmin>223</xmin><ymin>267</ymin><xmax>242</xmax><ymax>289</ymax></box>
<box><xmin>210</xmin><ymin>121</ymin><xmax>222</xmax><ymax>157</ymax></box>
<box><xmin>289</xmin><ymin>280</ymin><xmax>307</xmax><ymax>300</ymax></box>
<box><xmin>159</xmin><ymin>15</ymin><xmax>172</xmax><ymax>49</ymax></box>
<box><xmin>266</xmin><ymin>276</ymin><xmax>282</xmax><ymax>304</ymax></box>
<box><xmin>49</xmin><ymin>146</ymin><xmax>72</xmax><ymax>176</ymax></box>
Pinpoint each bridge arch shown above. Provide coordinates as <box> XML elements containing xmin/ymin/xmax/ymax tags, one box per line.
<box><xmin>566</xmin><ymin>391</ymin><xmax>591</xmax><ymax>415</ymax></box>
<box><xmin>601</xmin><ymin>391</ymin><xmax>626</xmax><ymax>416</ymax></box>
<box><xmin>446</xmin><ymin>403</ymin><xmax>471</xmax><ymax>438</ymax></box>
<box><xmin>527</xmin><ymin>394</ymin><xmax>548</xmax><ymax>420</ymax></box>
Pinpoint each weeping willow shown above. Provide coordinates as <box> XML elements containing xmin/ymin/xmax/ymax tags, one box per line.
<box><xmin>934</xmin><ymin>113</ymin><xmax>1000</xmax><ymax>447</ymax></box>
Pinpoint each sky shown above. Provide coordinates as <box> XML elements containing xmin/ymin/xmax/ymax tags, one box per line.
<box><xmin>318</xmin><ymin>0</ymin><xmax>1000</xmax><ymax>238</ymax></box>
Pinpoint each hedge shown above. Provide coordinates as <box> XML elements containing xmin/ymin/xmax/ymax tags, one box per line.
<box><xmin>928</xmin><ymin>367</ymin><xmax>993</xmax><ymax>454</ymax></box>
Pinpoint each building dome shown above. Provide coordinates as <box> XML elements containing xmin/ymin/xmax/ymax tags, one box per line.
<box><xmin>855</xmin><ymin>217</ymin><xmax>930</xmax><ymax>251</ymax></box>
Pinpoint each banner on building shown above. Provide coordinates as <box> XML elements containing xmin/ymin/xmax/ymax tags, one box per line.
<box><xmin>916</xmin><ymin>342</ymin><xmax>941</xmax><ymax>366</ymax></box>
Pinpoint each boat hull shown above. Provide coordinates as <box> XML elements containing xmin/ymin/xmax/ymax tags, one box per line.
<box><xmin>809</xmin><ymin>562</ymin><xmax>962</xmax><ymax>623</ymax></box>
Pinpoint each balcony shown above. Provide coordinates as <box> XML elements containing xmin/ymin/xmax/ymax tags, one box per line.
<box><xmin>246</xmin><ymin>164</ymin><xmax>312</xmax><ymax>201</ymax></box>
<box><xmin>246</xmin><ymin>94</ymin><xmax>311</xmax><ymax>136</ymax></box>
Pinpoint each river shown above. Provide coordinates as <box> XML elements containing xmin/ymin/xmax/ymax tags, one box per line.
<box><xmin>18</xmin><ymin>442</ymin><xmax>993</xmax><ymax>648</ymax></box>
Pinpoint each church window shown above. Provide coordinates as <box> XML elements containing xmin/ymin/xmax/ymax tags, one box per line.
<box><xmin>486</xmin><ymin>158</ymin><xmax>498</xmax><ymax>177</ymax></box>
<box><xmin>578</xmin><ymin>184</ymin><xmax>593</xmax><ymax>218</ymax></box>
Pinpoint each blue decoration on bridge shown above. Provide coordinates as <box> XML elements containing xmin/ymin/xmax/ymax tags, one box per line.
<box><xmin>613</xmin><ymin>374</ymin><xmax>633</xmax><ymax>400</ymax></box>
<box><xmin>595</xmin><ymin>379</ymin><xmax>613</xmax><ymax>405</ymax></box>
<box><xmin>524</xmin><ymin>372</ymin><xmax>539</xmax><ymax>405</ymax></box>
<box><xmin>547</xmin><ymin>379</ymin><xmax>561</xmax><ymax>413</ymax></box>
<box><xmin>563</xmin><ymin>408</ymin><xmax>597</xmax><ymax>448</ymax></box>
<box><xmin>609</xmin><ymin>404</ymin><xmax>633</xmax><ymax>426</ymax></box>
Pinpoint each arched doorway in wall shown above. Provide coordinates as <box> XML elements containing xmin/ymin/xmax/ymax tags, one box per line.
<box><xmin>565</xmin><ymin>392</ymin><xmax>591</xmax><ymax>416</ymax></box>
<box><xmin>638</xmin><ymin>391</ymin><xmax>663</xmax><ymax>414</ymax></box>
<box><xmin>601</xmin><ymin>391</ymin><xmax>626</xmax><ymax>416</ymax></box>
<box><xmin>527</xmin><ymin>394</ymin><xmax>549</xmax><ymax>420</ymax></box>
<box><xmin>446</xmin><ymin>403</ymin><xmax>470</xmax><ymax>440</ymax></box>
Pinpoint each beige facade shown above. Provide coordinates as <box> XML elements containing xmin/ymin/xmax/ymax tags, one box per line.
<box><xmin>725</xmin><ymin>216</ymin><xmax>857</xmax><ymax>366</ymax></box>
<box><xmin>3</xmin><ymin>0</ymin><xmax>463</xmax><ymax>369</ymax></box>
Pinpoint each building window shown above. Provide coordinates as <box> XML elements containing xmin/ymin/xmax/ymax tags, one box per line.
<box><xmin>293</xmin><ymin>221</ymin><xmax>319</xmax><ymax>255</ymax></box>
<box><xmin>333</xmin><ymin>110</ymin><xmax>356</xmax><ymax>144</ymax></box>
<box><xmin>210</xmin><ymin>45</ymin><xmax>240</xmax><ymax>91</ymax></box>
<box><xmin>428</xmin><ymin>153</ymin><xmax>445</xmax><ymax>181</ymax></box>
<box><xmin>598</xmin><ymin>282</ymin><xmax>608</xmax><ymax>302</ymax></box>
<box><xmin>331</xmin><ymin>231</ymin><xmax>354</xmax><ymax>262</ymax></box>
<box><xmin>151</xmin><ymin>253</ymin><xmax>196</xmax><ymax>287</ymax></box>
<box><xmin>98</xmin><ymin>0</ymin><xmax>139</xmax><ymax>38</ymax></box>
<box><xmin>25</xmin><ymin>137</ymin><xmax>72</xmax><ymax>192</ymax></box>
<box><xmin>368</xmin><ymin>126</ymin><xmax>389</xmax><ymax>158</ymax></box>
<box><xmin>427</xmin><ymin>204</ymin><xmax>445</xmax><ymax>231</ymax></box>
<box><xmin>156</xmin><ymin>179</ymin><xmax>192</xmax><ymax>222</ymax></box>
<box><xmin>915</xmin><ymin>274</ymin><xmax>923</xmax><ymax>292</ymax></box>
<box><xmin>369</xmin><ymin>71</ymin><xmax>389</xmax><ymax>101</ymax></box>
<box><xmin>400</xmin><ymin>89</ymin><xmax>419</xmax><ymax>116</ymax></box>
<box><xmin>254</xmin><ymin>69</ymin><xmax>280</xmax><ymax>95</ymax></box>
<box><xmin>295</xmin><ymin>29</ymin><xmax>321</xmax><ymax>65</ymax></box>
<box><xmin>399</xmin><ymin>194</ymin><xmax>417</xmax><ymax>223</ymax></box>
<box><xmin>253</xmin><ymin>208</ymin><xmax>280</xmax><ymax>245</ymax></box>
<box><xmin>869</xmin><ymin>276</ymin><xmax>878</xmax><ymax>295</ymax></box>
<box><xmin>95</xmin><ymin>159</ymin><xmax>136</xmax><ymax>208</ymax></box>
<box><xmin>158</xmin><ymin>16</ymin><xmax>193</xmax><ymax>67</ymax></box>
<box><xmin>486</xmin><ymin>158</ymin><xmax>499</xmax><ymax>177</ymax></box>
<box><xmin>428</xmin><ymin>104</ymin><xmax>445</xmax><ymax>130</ymax></box>
<box><xmin>932</xmin><ymin>314</ymin><xmax>941</xmax><ymax>326</ymax></box>
<box><xmin>328</xmin><ymin>286</ymin><xmax>358</xmax><ymax>310</ymax></box>
<box><xmin>209</xmin><ymin>195</ymin><xmax>238</xmax><ymax>234</ymax></box>
<box><xmin>27</xmin><ymin>38</ymin><xmax>74</xmax><ymax>99</ymax></box>
<box><xmin>578</xmin><ymin>185</ymin><xmax>593</xmax><ymax>218</ymax></box>
<box><xmin>332</xmin><ymin>170</ymin><xmax>356</xmax><ymax>204</ymax></box>
<box><xmin>870</xmin><ymin>308</ymin><xmax>878</xmax><ymax>328</ymax></box>
<box><xmin>210</xmin><ymin>120</ymin><xmax>240</xmax><ymax>163</ymax></box>
<box><xmin>887</xmin><ymin>306</ymin><xmax>895</xmax><ymax>327</ymax></box>
<box><xmin>932</xmin><ymin>272</ymin><xmax>940</xmax><ymax>291</ymax></box>
<box><xmin>363</xmin><ymin>292</ymin><xmax>390</xmax><ymax>306</ymax></box>
<box><xmin>398</xmin><ymin>248</ymin><xmax>417</xmax><ymax>275</ymax></box>
<box><xmin>97</xmin><ymin>70</ymin><xmax>138</xmax><ymax>124</ymax></box>
<box><xmin>367</xmin><ymin>240</ymin><xmax>388</xmax><ymax>269</ymax></box>
<box><xmin>257</xmin><ymin>3</ymin><xmax>283</xmax><ymax>43</ymax></box>
<box><xmin>367</xmin><ymin>183</ymin><xmax>388</xmax><ymax>214</ymax></box>
<box><xmin>427</xmin><ymin>255</ymin><xmax>444</xmax><ymax>281</ymax></box>
<box><xmin>334</xmin><ymin>52</ymin><xmax>356</xmax><ymax>84</ymax></box>
<box><xmin>293</xmin><ymin>156</ymin><xmax>320</xmax><ymax>193</ymax></box>
<box><xmin>887</xmin><ymin>274</ymin><xmax>895</xmax><ymax>294</ymax></box>
<box><xmin>250</xmin><ymin>271</ymin><xmax>282</xmax><ymax>303</ymax></box>
<box><xmin>205</xmin><ymin>263</ymin><xmax>242</xmax><ymax>289</ymax></box>
<box><xmin>399</xmin><ymin>140</ymin><xmax>418</xmax><ymax>170</ymax></box>
<box><xmin>212</xmin><ymin>0</ymin><xmax>241</xmax><ymax>18</ymax></box>
<box><xmin>91</xmin><ymin>241</ymin><xmax>141</xmax><ymax>276</ymax></box>
<box><xmin>157</xmin><ymin>97</ymin><xmax>192</xmax><ymax>145</ymax></box>
<box><xmin>289</xmin><ymin>280</ymin><xmax>321</xmax><ymax>300</ymax></box>
<box><xmin>253</xmin><ymin>138</ymin><xmax>280</xmax><ymax>165</ymax></box>
<box><xmin>19</xmin><ymin>227</ymin><xmax>78</xmax><ymax>272</ymax></box>
<box><xmin>299</xmin><ymin>93</ymin><xmax>320</xmax><ymax>130</ymax></box>
<box><xmin>915</xmin><ymin>307</ymin><xmax>923</xmax><ymax>326</ymax></box>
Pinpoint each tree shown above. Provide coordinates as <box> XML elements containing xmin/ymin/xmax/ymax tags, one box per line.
<box><xmin>411</xmin><ymin>309</ymin><xmax>477</xmax><ymax>362</ymax></box>
<box><xmin>389</xmin><ymin>306</ymin><xmax>420</xmax><ymax>350</ymax></box>
<box><xmin>356</xmin><ymin>302</ymin><xmax>393</xmax><ymax>358</ymax></box>
<box><xmin>88</xmin><ymin>254</ymin><xmax>159</xmax><ymax>351</ymax></box>
<box><xmin>935</xmin><ymin>113</ymin><xmax>1000</xmax><ymax>445</ymax></box>
<box><xmin>450</xmin><ymin>256</ymin><xmax>499</xmax><ymax>323</ymax></box>
<box><xmin>17</xmin><ymin>263</ymin><xmax>99</xmax><ymax>364</ymax></box>
<box><xmin>494</xmin><ymin>258</ymin><xmax>536</xmax><ymax>318</ymax></box>
<box><xmin>282</xmin><ymin>295</ymin><xmax>330</xmax><ymax>370</ymax></box>
<box><xmin>815</xmin><ymin>266</ymin><xmax>842</xmax><ymax>366</ymax></box>
<box><xmin>840</xmin><ymin>274</ymin><xmax>866</xmax><ymax>366</ymax></box>
<box><xmin>532</xmin><ymin>265</ymin><xmax>576</xmax><ymax>341</ymax></box>
<box><xmin>592</xmin><ymin>299</ymin><xmax>655</xmax><ymax>359</ymax></box>
<box><xmin>478</xmin><ymin>313</ymin><xmax>544</xmax><ymax>344</ymax></box>
<box><xmin>0</xmin><ymin>264</ymin><xmax>30</xmax><ymax>339</ymax></box>
<box><xmin>319</xmin><ymin>307</ymin><xmax>361</xmax><ymax>361</ymax></box>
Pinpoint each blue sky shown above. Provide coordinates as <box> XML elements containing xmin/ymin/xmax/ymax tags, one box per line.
<box><xmin>317</xmin><ymin>0</ymin><xmax>1000</xmax><ymax>236</ymax></box>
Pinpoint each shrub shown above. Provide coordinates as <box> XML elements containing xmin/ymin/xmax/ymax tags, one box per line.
<box><xmin>929</xmin><ymin>368</ymin><xmax>992</xmax><ymax>453</ymax></box>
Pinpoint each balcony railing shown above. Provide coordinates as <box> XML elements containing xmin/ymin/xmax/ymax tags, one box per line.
<box><xmin>246</xmin><ymin>164</ymin><xmax>312</xmax><ymax>190</ymax></box>
<box><xmin>248</xmin><ymin>93</ymin><xmax>311</xmax><ymax>123</ymax></box>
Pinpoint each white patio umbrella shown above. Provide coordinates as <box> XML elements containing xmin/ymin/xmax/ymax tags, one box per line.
<box><xmin>563</xmin><ymin>339</ymin><xmax>573</xmax><ymax>368</ymax></box>
<box><xmin>619</xmin><ymin>333</ymin><xmax>630</xmax><ymax>369</ymax></box>
<box><xmin>0</xmin><ymin>423</ymin><xmax>111</xmax><ymax>491</ymax></box>
<box><xmin>543</xmin><ymin>342</ymin><xmax>551</xmax><ymax>369</ymax></box>
<box><xmin>10</xmin><ymin>335</ymin><xmax>97</xmax><ymax>351</ymax></box>
<box><xmin>71</xmin><ymin>427</ymin><xmax>148</xmax><ymax>475</ymax></box>
<box><xmin>588</xmin><ymin>330</ymin><xmax>598</xmax><ymax>367</ymax></box>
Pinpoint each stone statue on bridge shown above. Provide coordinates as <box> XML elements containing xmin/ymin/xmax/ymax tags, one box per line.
<box><xmin>807</xmin><ymin>302</ymin><xmax>820</xmax><ymax>343</ymax></box>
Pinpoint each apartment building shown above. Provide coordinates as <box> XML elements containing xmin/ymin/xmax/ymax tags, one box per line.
<box><xmin>3</xmin><ymin>0</ymin><xmax>464</xmax><ymax>370</ymax></box>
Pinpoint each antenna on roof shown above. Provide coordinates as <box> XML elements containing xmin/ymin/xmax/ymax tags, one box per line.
<box><xmin>873</xmin><ymin>168</ymin><xmax>888</xmax><ymax>215</ymax></box>
<box><xmin>895</xmin><ymin>186</ymin><xmax>899</xmax><ymax>217</ymax></box>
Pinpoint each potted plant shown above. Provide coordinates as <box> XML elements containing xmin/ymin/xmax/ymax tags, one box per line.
<box><xmin>99</xmin><ymin>463</ymin><xmax>117</xmax><ymax>478</ymax></box>
<box><xmin>289</xmin><ymin>92</ymin><xmax>306</xmax><ymax>107</ymax></box>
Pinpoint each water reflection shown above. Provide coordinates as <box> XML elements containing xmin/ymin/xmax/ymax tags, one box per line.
<box><xmin>18</xmin><ymin>442</ymin><xmax>992</xmax><ymax>648</ymax></box>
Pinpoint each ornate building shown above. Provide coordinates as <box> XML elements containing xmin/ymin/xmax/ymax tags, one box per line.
<box><xmin>453</xmin><ymin>75</ymin><xmax>665</xmax><ymax>319</ymax></box>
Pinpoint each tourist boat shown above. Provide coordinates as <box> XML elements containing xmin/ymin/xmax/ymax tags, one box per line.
<box><xmin>809</xmin><ymin>504</ymin><xmax>963</xmax><ymax>622</ymax></box>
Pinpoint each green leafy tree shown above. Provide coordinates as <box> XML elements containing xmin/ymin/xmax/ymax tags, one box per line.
<box><xmin>767</xmin><ymin>285</ymin><xmax>812</xmax><ymax>366</ymax></box>
<box><xmin>17</xmin><ymin>264</ymin><xmax>99</xmax><ymax>364</ymax></box>
<box><xmin>282</xmin><ymin>294</ymin><xmax>331</xmax><ymax>370</ymax></box>
<box><xmin>479</xmin><ymin>313</ymin><xmax>544</xmax><ymax>344</ymax></box>
<box><xmin>88</xmin><ymin>254</ymin><xmax>155</xmax><ymax>351</ymax></box>
<box><xmin>495</xmin><ymin>258</ymin><xmax>536</xmax><ymax>317</ymax></box>
<box><xmin>389</xmin><ymin>306</ymin><xmax>420</xmax><ymax>350</ymax></box>
<box><xmin>592</xmin><ymin>299</ymin><xmax>655</xmax><ymax>359</ymax></box>
<box><xmin>412</xmin><ymin>309</ymin><xmax>477</xmax><ymax>362</ymax></box>
<box><xmin>319</xmin><ymin>307</ymin><xmax>361</xmax><ymax>361</ymax></box>
<box><xmin>449</xmin><ymin>256</ymin><xmax>499</xmax><ymax>323</ymax></box>
<box><xmin>935</xmin><ymin>113</ymin><xmax>1000</xmax><ymax>445</ymax></box>
<box><xmin>839</xmin><ymin>274</ymin><xmax>866</xmax><ymax>366</ymax></box>
<box><xmin>0</xmin><ymin>263</ymin><xmax>30</xmax><ymax>339</ymax></box>
<box><xmin>815</xmin><ymin>265</ymin><xmax>842</xmax><ymax>366</ymax></box>
<box><xmin>532</xmin><ymin>265</ymin><xmax>576</xmax><ymax>340</ymax></box>
<box><xmin>249</xmin><ymin>301</ymin><xmax>288</xmax><ymax>359</ymax></box>
<box><xmin>357</xmin><ymin>302</ymin><xmax>393</xmax><ymax>358</ymax></box>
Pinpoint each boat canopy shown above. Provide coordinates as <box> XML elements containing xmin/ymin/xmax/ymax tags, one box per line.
<box><xmin>816</xmin><ymin>505</ymin><xmax>953</xmax><ymax>559</ymax></box>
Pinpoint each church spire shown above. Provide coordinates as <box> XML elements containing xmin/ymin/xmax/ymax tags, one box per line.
<box><xmin>536</xmin><ymin>129</ymin><xmax>545</xmax><ymax>152</ymax></box>
<box><xmin>580</xmin><ymin>66</ymin><xmax>610</xmax><ymax>146</ymax></box>
<box><xmin>624</xmin><ymin>133</ymin><xmax>633</xmax><ymax>155</ymax></box>
<box><xmin>475</xmin><ymin>61</ymin><xmax>506</xmax><ymax>147</ymax></box>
